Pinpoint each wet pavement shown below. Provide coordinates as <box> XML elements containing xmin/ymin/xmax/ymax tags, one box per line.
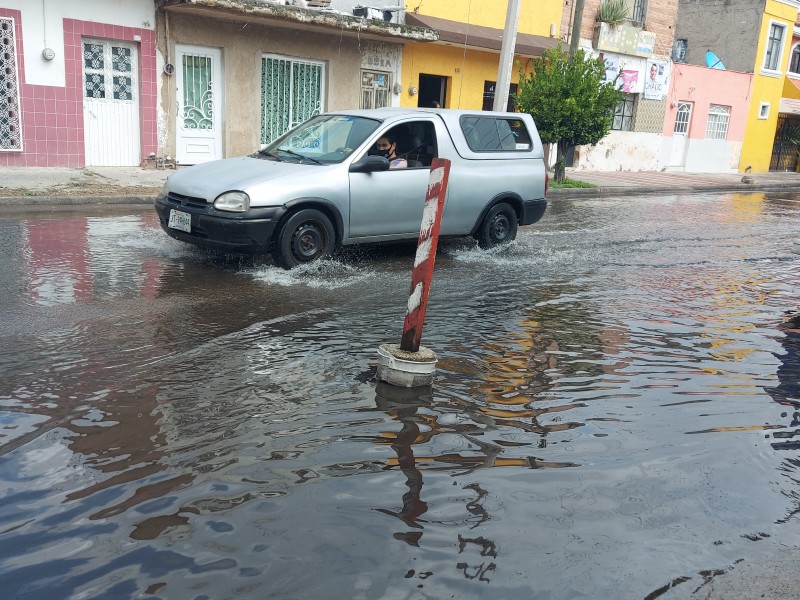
<box><xmin>1</xmin><ymin>190</ymin><xmax>799</xmax><ymax>599</ymax></box>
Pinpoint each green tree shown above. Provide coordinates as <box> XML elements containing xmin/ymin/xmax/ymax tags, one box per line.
<box><xmin>516</xmin><ymin>45</ymin><xmax>625</xmax><ymax>182</ymax></box>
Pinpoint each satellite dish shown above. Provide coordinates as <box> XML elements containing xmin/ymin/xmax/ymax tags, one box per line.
<box><xmin>706</xmin><ymin>50</ymin><xmax>725</xmax><ymax>70</ymax></box>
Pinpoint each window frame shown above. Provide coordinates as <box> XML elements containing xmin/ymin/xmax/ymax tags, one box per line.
<box><xmin>789</xmin><ymin>42</ymin><xmax>800</xmax><ymax>75</ymax></box>
<box><xmin>260</xmin><ymin>53</ymin><xmax>326</xmax><ymax>146</ymax></box>
<box><xmin>674</xmin><ymin>101</ymin><xmax>692</xmax><ymax>135</ymax></box>
<box><xmin>673</xmin><ymin>38</ymin><xmax>688</xmax><ymax>63</ymax></box>
<box><xmin>705</xmin><ymin>104</ymin><xmax>730</xmax><ymax>140</ymax></box>
<box><xmin>611</xmin><ymin>93</ymin><xmax>636</xmax><ymax>132</ymax></box>
<box><xmin>762</xmin><ymin>21</ymin><xmax>787</xmax><ymax>74</ymax></box>
<box><xmin>458</xmin><ymin>115</ymin><xmax>534</xmax><ymax>153</ymax></box>
<box><xmin>360</xmin><ymin>69</ymin><xmax>391</xmax><ymax>110</ymax></box>
<box><xmin>0</xmin><ymin>16</ymin><xmax>23</xmax><ymax>152</ymax></box>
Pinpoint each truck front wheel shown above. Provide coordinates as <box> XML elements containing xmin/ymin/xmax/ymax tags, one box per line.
<box><xmin>273</xmin><ymin>208</ymin><xmax>335</xmax><ymax>269</ymax></box>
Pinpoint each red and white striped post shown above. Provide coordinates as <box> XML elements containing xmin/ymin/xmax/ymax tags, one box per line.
<box><xmin>377</xmin><ymin>158</ymin><xmax>451</xmax><ymax>388</ymax></box>
<box><xmin>400</xmin><ymin>158</ymin><xmax>451</xmax><ymax>352</ymax></box>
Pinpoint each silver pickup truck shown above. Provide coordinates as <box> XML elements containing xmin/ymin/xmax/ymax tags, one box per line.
<box><xmin>155</xmin><ymin>108</ymin><xmax>548</xmax><ymax>269</ymax></box>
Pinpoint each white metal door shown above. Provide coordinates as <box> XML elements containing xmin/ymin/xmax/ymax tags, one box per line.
<box><xmin>669</xmin><ymin>102</ymin><xmax>692</xmax><ymax>168</ymax></box>
<box><xmin>176</xmin><ymin>45</ymin><xmax>223</xmax><ymax>165</ymax></box>
<box><xmin>83</xmin><ymin>39</ymin><xmax>140</xmax><ymax>166</ymax></box>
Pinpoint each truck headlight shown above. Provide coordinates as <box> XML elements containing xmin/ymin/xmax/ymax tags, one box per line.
<box><xmin>214</xmin><ymin>191</ymin><xmax>250</xmax><ymax>212</ymax></box>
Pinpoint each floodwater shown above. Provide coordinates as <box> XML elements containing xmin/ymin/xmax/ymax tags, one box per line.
<box><xmin>0</xmin><ymin>192</ymin><xmax>799</xmax><ymax>600</ymax></box>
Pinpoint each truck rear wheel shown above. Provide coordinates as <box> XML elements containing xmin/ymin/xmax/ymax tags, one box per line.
<box><xmin>476</xmin><ymin>202</ymin><xmax>518</xmax><ymax>249</ymax></box>
<box><xmin>273</xmin><ymin>208</ymin><xmax>335</xmax><ymax>269</ymax></box>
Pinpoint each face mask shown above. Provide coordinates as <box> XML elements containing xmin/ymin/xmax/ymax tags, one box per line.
<box><xmin>379</xmin><ymin>149</ymin><xmax>391</xmax><ymax>159</ymax></box>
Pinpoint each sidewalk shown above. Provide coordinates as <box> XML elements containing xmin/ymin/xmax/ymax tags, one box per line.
<box><xmin>550</xmin><ymin>167</ymin><xmax>800</xmax><ymax>198</ymax></box>
<box><xmin>2</xmin><ymin>165</ymin><xmax>800</xmax><ymax>206</ymax></box>
<box><xmin>0</xmin><ymin>166</ymin><xmax>172</xmax><ymax>207</ymax></box>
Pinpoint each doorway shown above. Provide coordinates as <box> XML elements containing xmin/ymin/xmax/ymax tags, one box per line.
<box><xmin>770</xmin><ymin>115</ymin><xmax>800</xmax><ymax>171</ymax></box>
<box><xmin>417</xmin><ymin>74</ymin><xmax>446</xmax><ymax>108</ymax></box>
<box><xmin>668</xmin><ymin>101</ymin><xmax>692</xmax><ymax>169</ymax></box>
<box><xmin>82</xmin><ymin>39</ymin><xmax>140</xmax><ymax>166</ymax></box>
<box><xmin>175</xmin><ymin>45</ymin><xmax>223</xmax><ymax>165</ymax></box>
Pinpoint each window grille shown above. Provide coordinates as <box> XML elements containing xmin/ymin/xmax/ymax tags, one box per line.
<box><xmin>261</xmin><ymin>55</ymin><xmax>324</xmax><ymax>145</ymax></box>
<box><xmin>764</xmin><ymin>23</ymin><xmax>785</xmax><ymax>71</ymax></box>
<box><xmin>790</xmin><ymin>44</ymin><xmax>800</xmax><ymax>74</ymax></box>
<box><xmin>0</xmin><ymin>17</ymin><xmax>22</xmax><ymax>151</ymax></box>
<box><xmin>674</xmin><ymin>102</ymin><xmax>692</xmax><ymax>134</ymax></box>
<box><xmin>705</xmin><ymin>105</ymin><xmax>730</xmax><ymax>140</ymax></box>
<box><xmin>611</xmin><ymin>94</ymin><xmax>636</xmax><ymax>131</ymax></box>
<box><xmin>360</xmin><ymin>70</ymin><xmax>390</xmax><ymax>109</ymax></box>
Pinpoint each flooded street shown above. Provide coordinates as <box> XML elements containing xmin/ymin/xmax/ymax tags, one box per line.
<box><xmin>1</xmin><ymin>191</ymin><xmax>799</xmax><ymax>599</ymax></box>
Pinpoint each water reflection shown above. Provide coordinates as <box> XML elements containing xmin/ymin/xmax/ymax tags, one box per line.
<box><xmin>1</xmin><ymin>193</ymin><xmax>800</xmax><ymax>599</ymax></box>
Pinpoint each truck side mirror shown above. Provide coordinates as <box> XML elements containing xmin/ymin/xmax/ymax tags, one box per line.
<box><xmin>349</xmin><ymin>155</ymin><xmax>390</xmax><ymax>173</ymax></box>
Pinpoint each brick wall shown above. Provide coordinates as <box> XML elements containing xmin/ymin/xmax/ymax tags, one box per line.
<box><xmin>561</xmin><ymin>0</ymin><xmax>679</xmax><ymax>58</ymax></box>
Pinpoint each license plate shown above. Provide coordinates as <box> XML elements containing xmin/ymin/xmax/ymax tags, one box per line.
<box><xmin>168</xmin><ymin>209</ymin><xmax>191</xmax><ymax>233</ymax></box>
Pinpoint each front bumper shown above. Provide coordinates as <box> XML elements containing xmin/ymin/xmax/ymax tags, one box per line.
<box><xmin>154</xmin><ymin>194</ymin><xmax>286</xmax><ymax>253</ymax></box>
<box><xmin>520</xmin><ymin>197</ymin><xmax>548</xmax><ymax>226</ymax></box>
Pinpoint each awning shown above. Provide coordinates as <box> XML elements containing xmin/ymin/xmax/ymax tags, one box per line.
<box><xmin>158</xmin><ymin>0</ymin><xmax>438</xmax><ymax>43</ymax></box>
<box><xmin>405</xmin><ymin>13</ymin><xmax>559</xmax><ymax>57</ymax></box>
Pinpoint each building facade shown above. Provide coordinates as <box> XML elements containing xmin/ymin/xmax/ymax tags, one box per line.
<box><xmin>562</xmin><ymin>0</ymin><xmax>680</xmax><ymax>172</ymax></box>
<box><xmin>400</xmin><ymin>0</ymin><xmax>562</xmax><ymax>110</ymax></box>
<box><xmin>660</xmin><ymin>64</ymin><xmax>752</xmax><ymax>172</ymax></box>
<box><xmin>156</xmin><ymin>0</ymin><xmax>435</xmax><ymax>165</ymax></box>
<box><xmin>675</xmin><ymin>0</ymin><xmax>800</xmax><ymax>173</ymax></box>
<box><xmin>0</xmin><ymin>0</ymin><xmax>158</xmax><ymax>167</ymax></box>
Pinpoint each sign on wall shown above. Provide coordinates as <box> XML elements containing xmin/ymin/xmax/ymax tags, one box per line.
<box><xmin>599</xmin><ymin>52</ymin><xmax>645</xmax><ymax>94</ymax></box>
<box><xmin>593</xmin><ymin>22</ymin><xmax>656</xmax><ymax>57</ymax></box>
<box><xmin>643</xmin><ymin>60</ymin><xmax>669</xmax><ymax>100</ymax></box>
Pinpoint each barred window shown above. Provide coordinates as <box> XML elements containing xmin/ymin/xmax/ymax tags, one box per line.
<box><xmin>611</xmin><ymin>93</ymin><xmax>635</xmax><ymax>131</ymax></box>
<box><xmin>0</xmin><ymin>17</ymin><xmax>22</xmax><ymax>151</ymax></box>
<box><xmin>360</xmin><ymin>70</ymin><xmax>391</xmax><ymax>109</ymax></box>
<box><xmin>674</xmin><ymin>102</ymin><xmax>692</xmax><ymax>134</ymax></box>
<box><xmin>705</xmin><ymin>105</ymin><xmax>730</xmax><ymax>140</ymax></box>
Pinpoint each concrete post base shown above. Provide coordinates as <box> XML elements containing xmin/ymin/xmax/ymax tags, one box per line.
<box><xmin>376</xmin><ymin>343</ymin><xmax>437</xmax><ymax>388</ymax></box>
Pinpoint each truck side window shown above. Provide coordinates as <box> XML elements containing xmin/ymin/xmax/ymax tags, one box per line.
<box><xmin>369</xmin><ymin>121</ymin><xmax>438</xmax><ymax>168</ymax></box>
<box><xmin>460</xmin><ymin>116</ymin><xmax>532</xmax><ymax>152</ymax></box>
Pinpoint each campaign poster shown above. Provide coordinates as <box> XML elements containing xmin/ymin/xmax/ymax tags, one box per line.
<box><xmin>644</xmin><ymin>60</ymin><xmax>668</xmax><ymax>100</ymax></box>
<box><xmin>597</xmin><ymin>51</ymin><xmax>645</xmax><ymax>94</ymax></box>
<box><xmin>620</xmin><ymin>70</ymin><xmax>639</xmax><ymax>93</ymax></box>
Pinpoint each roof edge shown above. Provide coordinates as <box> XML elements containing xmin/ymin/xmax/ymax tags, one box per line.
<box><xmin>158</xmin><ymin>0</ymin><xmax>439</xmax><ymax>42</ymax></box>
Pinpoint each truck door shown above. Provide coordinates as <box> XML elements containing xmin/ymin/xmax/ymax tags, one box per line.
<box><xmin>348</xmin><ymin>120</ymin><xmax>438</xmax><ymax>239</ymax></box>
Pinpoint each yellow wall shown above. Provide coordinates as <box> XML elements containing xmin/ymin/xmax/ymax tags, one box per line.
<box><xmin>400</xmin><ymin>44</ymin><xmax>533</xmax><ymax>109</ymax></box>
<box><xmin>412</xmin><ymin>0</ymin><xmax>561</xmax><ymax>37</ymax></box>
<box><xmin>401</xmin><ymin>0</ymin><xmax>559</xmax><ymax>109</ymax></box>
<box><xmin>740</xmin><ymin>0</ymin><xmax>797</xmax><ymax>172</ymax></box>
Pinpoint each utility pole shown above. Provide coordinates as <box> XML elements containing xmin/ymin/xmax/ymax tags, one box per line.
<box><xmin>492</xmin><ymin>0</ymin><xmax>521</xmax><ymax>112</ymax></box>
<box><xmin>569</xmin><ymin>0</ymin><xmax>586</xmax><ymax>57</ymax></box>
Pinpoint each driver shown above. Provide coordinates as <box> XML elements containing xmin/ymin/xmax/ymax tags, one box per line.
<box><xmin>375</xmin><ymin>133</ymin><xmax>407</xmax><ymax>169</ymax></box>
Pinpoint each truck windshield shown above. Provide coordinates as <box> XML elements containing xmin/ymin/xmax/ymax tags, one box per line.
<box><xmin>261</xmin><ymin>115</ymin><xmax>381</xmax><ymax>164</ymax></box>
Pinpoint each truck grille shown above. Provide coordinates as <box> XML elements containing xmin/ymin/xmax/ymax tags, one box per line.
<box><xmin>167</xmin><ymin>192</ymin><xmax>209</xmax><ymax>210</ymax></box>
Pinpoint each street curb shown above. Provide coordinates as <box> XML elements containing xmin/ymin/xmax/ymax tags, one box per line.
<box><xmin>548</xmin><ymin>182</ymin><xmax>800</xmax><ymax>198</ymax></box>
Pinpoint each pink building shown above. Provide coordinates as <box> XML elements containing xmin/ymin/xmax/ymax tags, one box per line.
<box><xmin>660</xmin><ymin>63</ymin><xmax>753</xmax><ymax>173</ymax></box>
<box><xmin>0</xmin><ymin>1</ymin><xmax>157</xmax><ymax>167</ymax></box>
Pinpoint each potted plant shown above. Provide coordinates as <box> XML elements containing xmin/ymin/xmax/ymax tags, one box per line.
<box><xmin>597</xmin><ymin>0</ymin><xmax>629</xmax><ymax>27</ymax></box>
